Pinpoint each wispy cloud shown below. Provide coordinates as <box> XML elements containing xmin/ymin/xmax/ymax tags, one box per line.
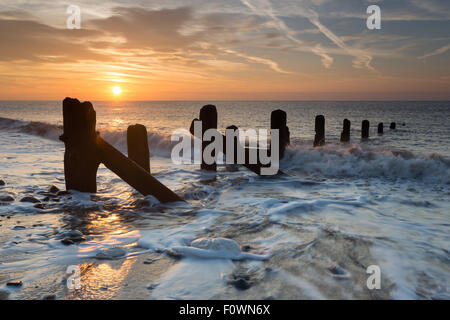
<box><xmin>419</xmin><ymin>43</ymin><xmax>450</xmax><ymax>60</ymax></box>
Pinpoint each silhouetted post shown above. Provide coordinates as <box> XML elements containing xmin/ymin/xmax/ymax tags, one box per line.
<box><xmin>127</xmin><ymin>124</ymin><xmax>150</xmax><ymax>173</ymax></box>
<box><xmin>340</xmin><ymin>119</ymin><xmax>351</xmax><ymax>142</ymax></box>
<box><xmin>271</xmin><ymin>110</ymin><xmax>289</xmax><ymax>159</ymax></box>
<box><xmin>314</xmin><ymin>115</ymin><xmax>325</xmax><ymax>147</ymax></box>
<box><xmin>60</xmin><ymin>98</ymin><xmax>183</xmax><ymax>203</ymax></box>
<box><xmin>378</xmin><ymin>122</ymin><xmax>384</xmax><ymax>134</ymax></box>
<box><xmin>362</xmin><ymin>120</ymin><xmax>370</xmax><ymax>138</ymax></box>
<box><xmin>200</xmin><ymin>105</ymin><xmax>218</xmax><ymax>171</ymax></box>
<box><xmin>390</xmin><ymin>122</ymin><xmax>396</xmax><ymax>130</ymax></box>
<box><xmin>59</xmin><ymin>98</ymin><xmax>100</xmax><ymax>193</ymax></box>
<box><xmin>96</xmin><ymin>136</ymin><xmax>183</xmax><ymax>203</ymax></box>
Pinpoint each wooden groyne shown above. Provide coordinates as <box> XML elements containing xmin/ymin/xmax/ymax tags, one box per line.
<box><xmin>60</xmin><ymin>98</ymin><xmax>183</xmax><ymax>203</ymax></box>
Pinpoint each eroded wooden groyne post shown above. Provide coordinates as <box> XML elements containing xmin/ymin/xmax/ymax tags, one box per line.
<box><xmin>127</xmin><ymin>124</ymin><xmax>150</xmax><ymax>173</ymax></box>
<box><xmin>314</xmin><ymin>115</ymin><xmax>325</xmax><ymax>147</ymax></box>
<box><xmin>59</xmin><ymin>98</ymin><xmax>100</xmax><ymax>193</ymax></box>
<box><xmin>60</xmin><ymin>98</ymin><xmax>183</xmax><ymax>203</ymax></box>
<box><xmin>390</xmin><ymin>122</ymin><xmax>396</xmax><ymax>130</ymax></box>
<box><xmin>200</xmin><ymin>105</ymin><xmax>218</xmax><ymax>171</ymax></box>
<box><xmin>361</xmin><ymin>120</ymin><xmax>370</xmax><ymax>139</ymax></box>
<box><xmin>340</xmin><ymin>119</ymin><xmax>351</xmax><ymax>142</ymax></box>
<box><xmin>271</xmin><ymin>109</ymin><xmax>289</xmax><ymax>159</ymax></box>
<box><xmin>378</xmin><ymin>122</ymin><xmax>384</xmax><ymax>134</ymax></box>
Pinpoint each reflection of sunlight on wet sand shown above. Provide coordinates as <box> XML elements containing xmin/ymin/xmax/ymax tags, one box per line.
<box><xmin>66</xmin><ymin>258</ymin><xmax>137</xmax><ymax>300</ymax></box>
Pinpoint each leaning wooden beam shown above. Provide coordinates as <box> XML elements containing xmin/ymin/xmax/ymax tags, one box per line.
<box><xmin>127</xmin><ymin>124</ymin><xmax>150</xmax><ymax>173</ymax></box>
<box><xmin>60</xmin><ymin>98</ymin><xmax>183</xmax><ymax>203</ymax></box>
<box><xmin>59</xmin><ymin>98</ymin><xmax>100</xmax><ymax>193</ymax></box>
<box><xmin>96</xmin><ymin>136</ymin><xmax>183</xmax><ymax>203</ymax></box>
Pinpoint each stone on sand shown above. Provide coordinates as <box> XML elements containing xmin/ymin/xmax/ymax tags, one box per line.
<box><xmin>20</xmin><ymin>196</ymin><xmax>40</xmax><ymax>203</ymax></box>
<box><xmin>0</xmin><ymin>195</ymin><xmax>14</xmax><ymax>202</ymax></box>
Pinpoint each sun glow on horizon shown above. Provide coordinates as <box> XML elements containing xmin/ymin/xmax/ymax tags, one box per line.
<box><xmin>112</xmin><ymin>86</ymin><xmax>122</xmax><ymax>96</ymax></box>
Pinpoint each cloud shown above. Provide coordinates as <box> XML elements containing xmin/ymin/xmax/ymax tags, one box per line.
<box><xmin>419</xmin><ymin>43</ymin><xmax>450</xmax><ymax>60</ymax></box>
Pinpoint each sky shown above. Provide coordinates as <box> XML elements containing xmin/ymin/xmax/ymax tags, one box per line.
<box><xmin>0</xmin><ymin>0</ymin><xmax>449</xmax><ymax>100</ymax></box>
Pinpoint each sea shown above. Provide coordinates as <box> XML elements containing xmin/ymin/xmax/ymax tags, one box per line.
<box><xmin>0</xmin><ymin>100</ymin><xmax>449</xmax><ymax>300</ymax></box>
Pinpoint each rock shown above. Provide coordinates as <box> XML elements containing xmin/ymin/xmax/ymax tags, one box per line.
<box><xmin>56</xmin><ymin>191</ymin><xmax>70</xmax><ymax>197</ymax></box>
<box><xmin>48</xmin><ymin>185</ymin><xmax>60</xmax><ymax>194</ymax></box>
<box><xmin>52</xmin><ymin>198</ymin><xmax>60</xmax><ymax>202</ymax></box>
<box><xmin>42</xmin><ymin>294</ymin><xmax>56</xmax><ymax>300</ymax></box>
<box><xmin>61</xmin><ymin>238</ymin><xmax>74</xmax><ymax>245</ymax></box>
<box><xmin>57</xmin><ymin>230</ymin><xmax>85</xmax><ymax>242</ymax></box>
<box><xmin>42</xmin><ymin>197</ymin><xmax>50</xmax><ymax>202</ymax></box>
<box><xmin>229</xmin><ymin>278</ymin><xmax>251</xmax><ymax>290</ymax></box>
<box><xmin>95</xmin><ymin>247</ymin><xmax>127</xmax><ymax>260</ymax></box>
<box><xmin>7</xmin><ymin>280</ymin><xmax>23</xmax><ymax>287</ymax></box>
<box><xmin>147</xmin><ymin>283</ymin><xmax>158</xmax><ymax>290</ymax></box>
<box><xmin>20</xmin><ymin>196</ymin><xmax>40</xmax><ymax>203</ymax></box>
<box><xmin>0</xmin><ymin>290</ymin><xmax>9</xmax><ymax>300</ymax></box>
<box><xmin>0</xmin><ymin>180</ymin><xmax>5</xmax><ymax>186</ymax></box>
<box><xmin>13</xmin><ymin>225</ymin><xmax>26</xmax><ymax>230</ymax></box>
<box><xmin>0</xmin><ymin>195</ymin><xmax>14</xmax><ymax>202</ymax></box>
<box><xmin>34</xmin><ymin>203</ymin><xmax>45</xmax><ymax>209</ymax></box>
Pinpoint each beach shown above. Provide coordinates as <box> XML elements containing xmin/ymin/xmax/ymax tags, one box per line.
<box><xmin>0</xmin><ymin>100</ymin><xmax>449</xmax><ymax>300</ymax></box>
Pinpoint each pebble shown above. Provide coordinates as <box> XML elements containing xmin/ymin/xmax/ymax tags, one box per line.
<box><xmin>0</xmin><ymin>180</ymin><xmax>5</xmax><ymax>186</ymax></box>
<box><xmin>42</xmin><ymin>197</ymin><xmax>50</xmax><ymax>202</ymax></box>
<box><xmin>34</xmin><ymin>203</ymin><xmax>45</xmax><ymax>209</ymax></box>
<box><xmin>61</xmin><ymin>239</ymin><xmax>74</xmax><ymax>245</ymax></box>
<box><xmin>229</xmin><ymin>278</ymin><xmax>251</xmax><ymax>290</ymax></box>
<box><xmin>0</xmin><ymin>195</ymin><xmax>14</xmax><ymax>202</ymax></box>
<box><xmin>48</xmin><ymin>185</ymin><xmax>60</xmax><ymax>194</ymax></box>
<box><xmin>147</xmin><ymin>283</ymin><xmax>158</xmax><ymax>290</ymax></box>
<box><xmin>7</xmin><ymin>280</ymin><xmax>23</xmax><ymax>287</ymax></box>
<box><xmin>20</xmin><ymin>196</ymin><xmax>41</xmax><ymax>204</ymax></box>
<box><xmin>96</xmin><ymin>247</ymin><xmax>127</xmax><ymax>260</ymax></box>
<box><xmin>13</xmin><ymin>225</ymin><xmax>26</xmax><ymax>230</ymax></box>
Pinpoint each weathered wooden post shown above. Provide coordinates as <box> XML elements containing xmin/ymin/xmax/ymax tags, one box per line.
<box><xmin>59</xmin><ymin>98</ymin><xmax>101</xmax><ymax>193</ymax></box>
<box><xmin>60</xmin><ymin>98</ymin><xmax>183</xmax><ymax>203</ymax></box>
<box><xmin>270</xmin><ymin>109</ymin><xmax>289</xmax><ymax>159</ymax></box>
<box><xmin>314</xmin><ymin>115</ymin><xmax>325</xmax><ymax>147</ymax></box>
<box><xmin>340</xmin><ymin>119</ymin><xmax>351</xmax><ymax>142</ymax></box>
<box><xmin>200</xmin><ymin>105</ymin><xmax>218</xmax><ymax>171</ymax></box>
<box><xmin>390</xmin><ymin>122</ymin><xmax>396</xmax><ymax>130</ymax></box>
<box><xmin>362</xmin><ymin>120</ymin><xmax>370</xmax><ymax>138</ymax></box>
<box><xmin>378</xmin><ymin>122</ymin><xmax>384</xmax><ymax>134</ymax></box>
<box><xmin>127</xmin><ymin>124</ymin><xmax>150</xmax><ymax>173</ymax></box>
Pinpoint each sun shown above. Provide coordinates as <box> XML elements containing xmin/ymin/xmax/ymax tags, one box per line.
<box><xmin>112</xmin><ymin>86</ymin><xmax>122</xmax><ymax>96</ymax></box>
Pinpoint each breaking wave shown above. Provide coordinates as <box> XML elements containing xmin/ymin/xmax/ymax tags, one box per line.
<box><xmin>1</xmin><ymin>117</ymin><xmax>449</xmax><ymax>184</ymax></box>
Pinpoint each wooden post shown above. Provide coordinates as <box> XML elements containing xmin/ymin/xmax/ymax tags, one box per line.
<box><xmin>60</xmin><ymin>98</ymin><xmax>183</xmax><ymax>203</ymax></box>
<box><xmin>270</xmin><ymin>110</ymin><xmax>289</xmax><ymax>159</ymax></box>
<box><xmin>127</xmin><ymin>124</ymin><xmax>150</xmax><ymax>173</ymax></box>
<box><xmin>390</xmin><ymin>122</ymin><xmax>396</xmax><ymax>130</ymax></box>
<box><xmin>200</xmin><ymin>105</ymin><xmax>218</xmax><ymax>171</ymax></box>
<box><xmin>59</xmin><ymin>98</ymin><xmax>100</xmax><ymax>193</ymax></box>
<box><xmin>96</xmin><ymin>136</ymin><xmax>183</xmax><ymax>203</ymax></box>
<box><xmin>362</xmin><ymin>120</ymin><xmax>370</xmax><ymax>138</ymax></box>
<box><xmin>314</xmin><ymin>115</ymin><xmax>325</xmax><ymax>147</ymax></box>
<box><xmin>340</xmin><ymin>119</ymin><xmax>351</xmax><ymax>142</ymax></box>
<box><xmin>378</xmin><ymin>122</ymin><xmax>384</xmax><ymax>134</ymax></box>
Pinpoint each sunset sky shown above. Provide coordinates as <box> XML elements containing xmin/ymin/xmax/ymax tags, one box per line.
<box><xmin>0</xmin><ymin>0</ymin><xmax>449</xmax><ymax>100</ymax></box>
